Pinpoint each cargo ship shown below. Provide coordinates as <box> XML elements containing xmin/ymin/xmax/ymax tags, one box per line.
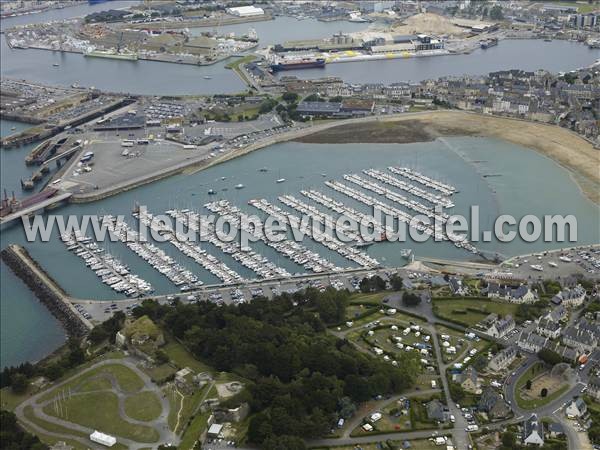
<box><xmin>480</xmin><ymin>38</ymin><xmax>498</xmax><ymax>49</ymax></box>
<box><xmin>270</xmin><ymin>57</ymin><xmax>326</xmax><ymax>72</ymax></box>
<box><xmin>84</xmin><ymin>50</ymin><xmax>139</xmax><ymax>61</ymax></box>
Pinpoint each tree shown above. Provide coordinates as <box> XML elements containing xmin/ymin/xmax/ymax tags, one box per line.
<box><xmin>540</xmin><ymin>388</ymin><xmax>548</xmax><ymax>397</ymax></box>
<box><xmin>502</xmin><ymin>431</ymin><xmax>517</xmax><ymax>447</ymax></box>
<box><xmin>11</xmin><ymin>373</ymin><xmax>28</xmax><ymax>394</ymax></box>
<box><xmin>402</xmin><ymin>292</ymin><xmax>422</xmax><ymax>307</ymax></box>
<box><xmin>262</xmin><ymin>435</ymin><xmax>307</xmax><ymax>450</ymax></box>
<box><xmin>449</xmin><ymin>382</ymin><xmax>465</xmax><ymax>401</ymax></box>
<box><xmin>282</xmin><ymin>92</ymin><xmax>299</xmax><ymax>104</ymax></box>
<box><xmin>390</xmin><ymin>274</ymin><xmax>403</xmax><ymax>291</ymax></box>
<box><xmin>88</xmin><ymin>326</ymin><xmax>109</xmax><ymax>345</ymax></box>
<box><xmin>489</xmin><ymin>5</ymin><xmax>503</xmax><ymax>20</ymax></box>
<box><xmin>537</xmin><ymin>348</ymin><xmax>562</xmax><ymax>366</ymax></box>
<box><xmin>0</xmin><ymin>410</ymin><xmax>48</xmax><ymax>450</ymax></box>
<box><xmin>525</xmin><ymin>379</ymin><xmax>532</xmax><ymax>390</ymax></box>
<box><xmin>155</xmin><ymin>350</ymin><xmax>169</xmax><ymax>365</ymax></box>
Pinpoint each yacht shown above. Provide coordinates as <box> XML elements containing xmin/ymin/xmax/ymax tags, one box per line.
<box><xmin>276</xmin><ymin>178</ymin><xmax>286</xmax><ymax>183</ymax></box>
<box><xmin>235</xmin><ymin>183</ymin><xmax>244</xmax><ymax>189</ymax></box>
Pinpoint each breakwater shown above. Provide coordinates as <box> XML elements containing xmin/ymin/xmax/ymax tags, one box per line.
<box><xmin>0</xmin><ymin>244</ymin><xmax>92</xmax><ymax>337</ymax></box>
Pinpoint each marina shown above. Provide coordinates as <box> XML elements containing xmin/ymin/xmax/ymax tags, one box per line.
<box><xmin>60</xmin><ymin>231</ymin><xmax>153</xmax><ymax>298</ymax></box>
<box><xmin>136</xmin><ymin>209</ymin><xmax>244</xmax><ymax>286</ymax></box>
<box><xmin>248</xmin><ymin>197</ymin><xmax>379</xmax><ymax>268</ymax></box>
<box><xmin>169</xmin><ymin>209</ymin><xmax>291</xmax><ymax>280</ymax></box>
<box><xmin>206</xmin><ymin>200</ymin><xmax>340</xmax><ymax>274</ymax></box>
<box><xmin>103</xmin><ymin>215</ymin><xmax>202</xmax><ymax>291</ymax></box>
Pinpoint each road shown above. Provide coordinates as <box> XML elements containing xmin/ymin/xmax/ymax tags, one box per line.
<box><xmin>15</xmin><ymin>357</ymin><xmax>177</xmax><ymax>450</ymax></box>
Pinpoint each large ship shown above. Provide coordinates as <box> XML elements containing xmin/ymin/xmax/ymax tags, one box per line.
<box><xmin>270</xmin><ymin>57</ymin><xmax>326</xmax><ymax>72</ymax></box>
<box><xmin>480</xmin><ymin>38</ymin><xmax>498</xmax><ymax>49</ymax></box>
<box><xmin>84</xmin><ymin>50</ymin><xmax>139</xmax><ymax>61</ymax></box>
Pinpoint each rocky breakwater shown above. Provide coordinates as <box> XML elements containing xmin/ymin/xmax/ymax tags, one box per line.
<box><xmin>1</xmin><ymin>244</ymin><xmax>92</xmax><ymax>337</ymax></box>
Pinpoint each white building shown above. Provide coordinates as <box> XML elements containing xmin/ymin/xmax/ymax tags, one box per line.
<box><xmin>90</xmin><ymin>431</ymin><xmax>116</xmax><ymax>447</ymax></box>
<box><xmin>226</xmin><ymin>6</ymin><xmax>264</xmax><ymax>17</ymax></box>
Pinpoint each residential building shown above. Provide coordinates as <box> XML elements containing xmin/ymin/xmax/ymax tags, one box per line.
<box><xmin>544</xmin><ymin>341</ymin><xmax>579</xmax><ymax>363</ymax></box>
<box><xmin>552</xmin><ymin>285</ymin><xmax>586</xmax><ymax>308</ymax></box>
<box><xmin>478</xmin><ymin>387</ymin><xmax>511</xmax><ymax>420</ymax></box>
<box><xmin>565</xmin><ymin>398</ymin><xmax>587</xmax><ymax>418</ymax></box>
<box><xmin>487</xmin><ymin>283</ymin><xmax>537</xmax><ymax>303</ymax></box>
<box><xmin>426</xmin><ymin>399</ymin><xmax>448</xmax><ymax>422</ymax></box>
<box><xmin>523</xmin><ymin>414</ymin><xmax>545</xmax><ymax>446</ymax></box>
<box><xmin>459</xmin><ymin>366</ymin><xmax>480</xmax><ymax>393</ymax></box>
<box><xmin>517</xmin><ymin>331</ymin><xmax>547</xmax><ymax>353</ymax></box>
<box><xmin>488</xmin><ymin>347</ymin><xmax>517</xmax><ymax>372</ymax></box>
<box><xmin>536</xmin><ymin>317</ymin><xmax>561</xmax><ymax>339</ymax></box>
<box><xmin>488</xmin><ymin>315</ymin><xmax>516</xmax><ymax>338</ymax></box>
<box><xmin>588</xmin><ymin>376</ymin><xmax>600</xmax><ymax>402</ymax></box>
<box><xmin>548</xmin><ymin>422</ymin><xmax>565</xmax><ymax>438</ymax></box>
<box><xmin>562</xmin><ymin>318</ymin><xmax>600</xmax><ymax>353</ymax></box>
<box><xmin>449</xmin><ymin>277</ymin><xmax>467</xmax><ymax>296</ymax></box>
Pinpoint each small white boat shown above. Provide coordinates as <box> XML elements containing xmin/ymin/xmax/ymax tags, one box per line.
<box><xmin>204</xmin><ymin>75</ymin><xmax>212</xmax><ymax>80</ymax></box>
<box><xmin>52</xmin><ymin>63</ymin><xmax>60</xmax><ymax>67</ymax></box>
<box><xmin>235</xmin><ymin>183</ymin><xmax>244</xmax><ymax>189</ymax></box>
<box><xmin>276</xmin><ymin>178</ymin><xmax>286</xmax><ymax>183</ymax></box>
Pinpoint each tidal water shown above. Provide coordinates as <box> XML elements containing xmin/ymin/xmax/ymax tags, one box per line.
<box><xmin>1</xmin><ymin>3</ymin><xmax>600</xmax><ymax>367</ymax></box>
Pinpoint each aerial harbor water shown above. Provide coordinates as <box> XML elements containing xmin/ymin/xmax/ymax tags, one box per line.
<box><xmin>1</xmin><ymin>4</ymin><xmax>599</xmax><ymax>371</ymax></box>
<box><xmin>2</xmin><ymin>137</ymin><xmax>599</xmax><ymax>303</ymax></box>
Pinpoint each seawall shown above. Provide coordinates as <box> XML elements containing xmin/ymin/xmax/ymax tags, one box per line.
<box><xmin>0</xmin><ymin>244</ymin><xmax>92</xmax><ymax>337</ymax></box>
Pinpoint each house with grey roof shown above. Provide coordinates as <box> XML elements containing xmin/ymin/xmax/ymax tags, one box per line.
<box><xmin>488</xmin><ymin>347</ymin><xmax>517</xmax><ymax>372</ymax></box>
<box><xmin>487</xmin><ymin>282</ymin><xmax>537</xmax><ymax>303</ymax></box>
<box><xmin>588</xmin><ymin>376</ymin><xmax>600</xmax><ymax>402</ymax></box>
<box><xmin>458</xmin><ymin>366</ymin><xmax>480</xmax><ymax>393</ymax></box>
<box><xmin>545</xmin><ymin>304</ymin><xmax>568</xmax><ymax>323</ymax></box>
<box><xmin>488</xmin><ymin>315</ymin><xmax>516</xmax><ymax>338</ymax></box>
<box><xmin>478</xmin><ymin>387</ymin><xmax>511</xmax><ymax>420</ymax></box>
<box><xmin>425</xmin><ymin>399</ymin><xmax>448</xmax><ymax>422</ymax></box>
<box><xmin>552</xmin><ymin>285</ymin><xmax>586</xmax><ymax>308</ymax></box>
<box><xmin>562</xmin><ymin>325</ymin><xmax>598</xmax><ymax>353</ymax></box>
<box><xmin>517</xmin><ymin>331</ymin><xmax>547</xmax><ymax>353</ymax></box>
<box><xmin>565</xmin><ymin>397</ymin><xmax>587</xmax><ymax>418</ymax></box>
<box><xmin>536</xmin><ymin>317</ymin><xmax>561</xmax><ymax>339</ymax></box>
<box><xmin>523</xmin><ymin>414</ymin><xmax>544</xmax><ymax>446</ymax></box>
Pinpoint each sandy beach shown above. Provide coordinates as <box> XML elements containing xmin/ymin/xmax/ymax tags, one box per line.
<box><xmin>296</xmin><ymin>111</ymin><xmax>600</xmax><ymax>204</ymax></box>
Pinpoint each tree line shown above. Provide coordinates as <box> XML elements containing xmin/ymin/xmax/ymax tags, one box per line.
<box><xmin>132</xmin><ymin>287</ymin><xmax>421</xmax><ymax>448</ymax></box>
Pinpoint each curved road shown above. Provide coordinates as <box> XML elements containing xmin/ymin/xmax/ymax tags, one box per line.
<box><xmin>15</xmin><ymin>357</ymin><xmax>178</xmax><ymax>450</ymax></box>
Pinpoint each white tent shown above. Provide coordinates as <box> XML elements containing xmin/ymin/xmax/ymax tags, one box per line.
<box><xmin>90</xmin><ymin>430</ymin><xmax>116</xmax><ymax>447</ymax></box>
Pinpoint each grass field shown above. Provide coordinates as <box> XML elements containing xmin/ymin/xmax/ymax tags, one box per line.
<box><xmin>432</xmin><ymin>297</ymin><xmax>519</xmax><ymax>327</ymax></box>
<box><xmin>179</xmin><ymin>411</ymin><xmax>211</xmax><ymax>450</ymax></box>
<box><xmin>38</xmin><ymin>363</ymin><xmax>144</xmax><ymax>403</ymax></box>
<box><xmin>23</xmin><ymin>405</ymin><xmax>89</xmax><ymax>440</ymax></box>
<box><xmin>162</xmin><ymin>336</ymin><xmax>212</xmax><ymax>374</ymax></box>
<box><xmin>43</xmin><ymin>391</ymin><xmax>160</xmax><ymax>443</ymax></box>
<box><xmin>515</xmin><ymin>363</ymin><xmax>569</xmax><ymax>410</ymax></box>
<box><xmin>124</xmin><ymin>391</ymin><xmax>163</xmax><ymax>421</ymax></box>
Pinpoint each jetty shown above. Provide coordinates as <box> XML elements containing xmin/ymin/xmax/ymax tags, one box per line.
<box><xmin>0</xmin><ymin>244</ymin><xmax>92</xmax><ymax>336</ymax></box>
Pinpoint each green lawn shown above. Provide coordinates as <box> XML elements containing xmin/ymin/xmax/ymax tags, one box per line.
<box><xmin>432</xmin><ymin>297</ymin><xmax>519</xmax><ymax>327</ymax></box>
<box><xmin>23</xmin><ymin>405</ymin><xmax>89</xmax><ymax>439</ymax></box>
<box><xmin>43</xmin><ymin>391</ymin><xmax>160</xmax><ymax>443</ymax></box>
<box><xmin>0</xmin><ymin>386</ymin><xmax>38</xmax><ymax>411</ymax></box>
<box><xmin>124</xmin><ymin>391</ymin><xmax>163</xmax><ymax>421</ymax></box>
<box><xmin>162</xmin><ymin>336</ymin><xmax>212</xmax><ymax>374</ymax></box>
<box><xmin>38</xmin><ymin>363</ymin><xmax>144</xmax><ymax>403</ymax></box>
<box><xmin>515</xmin><ymin>363</ymin><xmax>569</xmax><ymax>410</ymax></box>
<box><xmin>179</xmin><ymin>411</ymin><xmax>211</xmax><ymax>450</ymax></box>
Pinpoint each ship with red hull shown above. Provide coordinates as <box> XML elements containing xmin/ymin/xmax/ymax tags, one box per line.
<box><xmin>270</xmin><ymin>58</ymin><xmax>326</xmax><ymax>72</ymax></box>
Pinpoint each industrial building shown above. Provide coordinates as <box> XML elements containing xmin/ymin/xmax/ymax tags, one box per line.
<box><xmin>226</xmin><ymin>6</ymin><xmax>264</xmax><ymax>17</ymax></box>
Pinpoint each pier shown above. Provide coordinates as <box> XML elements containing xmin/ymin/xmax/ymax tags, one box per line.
<box><xmin>0</xmin><ymin>191</ymin><xmax>72</xmax><ymax>226</ymax></box>
<box><xmin>0</xmin><ymin>244</ymin><xmax>92</xmax><ymax>336</ymax></box>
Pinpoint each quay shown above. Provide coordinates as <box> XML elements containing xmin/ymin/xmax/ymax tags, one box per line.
<box><xmin>0</xmin><ymin>190</ymin><xmax>72</xmax><ymax>226</ymax></box>
<box><xmin>0</xmin><ymin>244</ymin><xmax>92</xmax><ymax>336</ymax></box>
